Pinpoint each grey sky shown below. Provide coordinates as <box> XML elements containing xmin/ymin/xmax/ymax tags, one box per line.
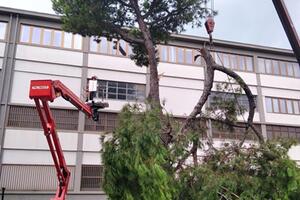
<box><xmin>0</xmin><ymin>0</ymin><xmax>299</xmax><ymax>50</ymax></box>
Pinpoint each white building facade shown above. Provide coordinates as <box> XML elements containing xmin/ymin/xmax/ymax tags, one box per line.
<box><xmin>0</xmin><ymin>7</ymin><xmax>299</xmax><ymax>200</ymax></box>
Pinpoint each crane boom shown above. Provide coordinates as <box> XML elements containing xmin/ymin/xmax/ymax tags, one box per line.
<box><xmin>29</xmin><ymin>79</ymin><xmax>108</xmax><ymax>200</ymax></box>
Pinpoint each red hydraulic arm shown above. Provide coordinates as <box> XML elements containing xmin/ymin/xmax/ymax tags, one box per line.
<box><xmin>29</xmin><ymin>80</ymin><xmax>107</xmax><ymax>200</ymax></box>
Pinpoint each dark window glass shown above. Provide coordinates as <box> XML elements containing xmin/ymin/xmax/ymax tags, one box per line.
<box><xmin>90</xmin><ymin>80</ymin><xmax>146</xmax><ymax>101</ymax></box>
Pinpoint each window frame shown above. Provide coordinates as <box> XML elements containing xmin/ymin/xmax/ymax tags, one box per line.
<box><xmin>258</xmin><ymin>57</ymin><xmax>299</xmax><ymax>78</ymax></box>
<box><xmin>0</xmin><ymin>21</ymin><xmax>8</xmax><ymax>41</ymax></box>
<box><xmin>265</xmin><ymin>96</ymin><xmax>300</xmax><ymax>115</ymax></box>
<box><xmin>19</xmin><ymin>24</ymin><xmax>83</xmax><ymax>51</ymax></box>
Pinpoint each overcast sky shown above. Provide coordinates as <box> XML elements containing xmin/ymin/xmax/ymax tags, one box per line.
<box><xmin>0</xmin><ymin>0</ymin><xmax>299</xmax><ymax>50</ymax></box>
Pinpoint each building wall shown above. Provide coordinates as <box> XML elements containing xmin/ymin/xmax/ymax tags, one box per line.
<box><xmin>0</xmin><ymin>8</ymin><xmax>299</xmax><ymax>200</ymax></box>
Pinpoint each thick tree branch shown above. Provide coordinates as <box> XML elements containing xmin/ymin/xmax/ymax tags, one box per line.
<box><xmin>180</xmin><ymin>50</ymin><xmax>215</xmax><ymax>134</ymax></box>
<box><xmin>177</xmin><ymin>47</ymin><xmax>264</xmax><ymax>169</ymax></box>
<box><xmin>103</xmin><ymin>23</ymin><xmax>144</xmax><ymax>44</ymax></box>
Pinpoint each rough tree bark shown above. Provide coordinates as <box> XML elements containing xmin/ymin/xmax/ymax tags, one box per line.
<box><xmin>130</xmin><ymin>0</ymin><xmax>160</xmax><ymax>105</ymax></box>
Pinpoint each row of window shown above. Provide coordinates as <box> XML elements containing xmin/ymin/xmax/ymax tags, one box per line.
<box><xmin>0</xmin><ymin>22</ymin><xmax>7</xmax><ymax>40</ymax></box>
<box><xmin>12</xmin><ymin>24</ymin><xmax>300</xmax><ymax>77</ymax></box>
<box><xmin>265</xmin><ymin>97</ymin><xmax>300</xmax><ymax>115</ymax></box>
<box><xmin>211</xmin><ymin>121</ymin><xmax>260</xmax><ymax>141</ymax></box>
<box><xmin>20</xmin><ymin>25</ymin><xmax>82</xmax><ymax>50</ymax></box>
<box><xmin>267</xmin><ymin>125</ymin><xmax>300</xmax><ymax>142</ymax></box>
<box><xmin>90</xmin><ymin>36</ymin><xmax>133</xmax><ymax>57</ymax></box>
<box><xmin>90</xmin><ymin>79</ymin><xmax>146</xmax><ymax>101</ymax></box>
<box><xmin>258</xmin><ymin>57</ymin><xmax>300</xmax><ymax>78</ymax></box>
<box><xmin>211</xmin><ymin>51</ymin><xmax>254</xmax><ymax>72</ymax></box>
<box><xmin>7</xmin><ymin>105</ymin><xmax>119</xmax><ymax>132</ymax></box>
<box><xmin>159</xmin><ymin>46</ymin><xmax>255</xmax><ymax>73</ymax></box>
<box><xmin>209</xmin><ymin>91</ymin><xmax>257</xmax><ymax>111</ymax></box>
<box><xmin>7</xmin><ymin>105</ymin><xmax>300</xmax><ymax>143</ymax></box>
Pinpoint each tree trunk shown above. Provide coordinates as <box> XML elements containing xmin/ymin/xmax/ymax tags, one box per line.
<box><xmin>130</xmin><ymin>0</ymin><xmax>160</xmax><ymax>107</ymax></box>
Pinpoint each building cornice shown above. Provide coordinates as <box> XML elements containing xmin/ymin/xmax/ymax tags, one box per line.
<box><xmin>0</xmin><ymin>6</ymin><xmax>60</xmax><ymax>22</ymax></box>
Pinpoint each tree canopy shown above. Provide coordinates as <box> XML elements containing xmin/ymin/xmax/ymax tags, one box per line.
<box><xmin>52</xmin><ymin>1</ymin><xmax>300</xmax><ymax>199</ymax></box>
<box><xmin>52</xmin><ymin>0</ymin><xmax>210</xmax><ymax>103</ymax></box>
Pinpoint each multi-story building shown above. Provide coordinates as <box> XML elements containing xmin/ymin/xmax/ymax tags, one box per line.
<box><xmin>0</xmin><ymin>6</ymin><xmax>299</xmax><ymax>200</ymax></box>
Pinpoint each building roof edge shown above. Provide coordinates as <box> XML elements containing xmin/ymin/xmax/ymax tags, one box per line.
<box><xmin>0</xmin><ymin>6</ymin><xmax>295</xmax><ymax>58</ymax></box>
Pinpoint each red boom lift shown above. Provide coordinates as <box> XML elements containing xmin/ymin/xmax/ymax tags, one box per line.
<box><xmin>29</xmin><ymin>79</ymin><xmax>108</xmax><ymax>200</ymax></box>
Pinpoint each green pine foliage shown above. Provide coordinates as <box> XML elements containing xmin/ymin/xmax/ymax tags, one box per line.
<box><xmin>102</xmin><ymin>105</ymin><xmax>174</xmax><ymax>200</ymax></box>
<box><xmin>176</xmin><ymin>140</ymin><xmax>300</xmax><ymax>200</ymax></box>
<box><xmin>102</xmin><ymin>105</ymin><xmax>300</xmax><ymax>200</ymax></box>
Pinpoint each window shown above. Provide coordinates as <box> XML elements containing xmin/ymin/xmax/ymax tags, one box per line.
<box><xmin>19</xmin><ymin>25</ymin><xmax>82</xmax><ymax>50</ymax></box>
<box><xmin>31</xmin><ymin>27</ymin><xmax>41</xmax><ymax>44</ymax></box>
<box><xmin>287</xmin><ymin>62</ymin><xmax>294</xmax><ymax>77</ymax></box>
<box><xmin>222</xmin><ymin>53</ymin><xmax>230</xmax><ymax>67</ymax></box>
<box><xmin>272</xmin><ymin>60</ymin><xmax>280</xmax><ymax>75</ymax></box>
<box><xmin>237</xmin><ymin>56</ymin><xmax>246</xmax><ymax>71</ymax></box>
<box><xmin>258</xmin><ymin>57</ymin><xmax>298</xmax><ymax>78</ymax></box>
<box><xmin>73</xmin><ymin>34</ymin><xmax>82</xmax><ymax>49</ymax></box>
<box><xmin>280</xmin><ymin>62</ymin><xmax>287</xmax><ymax>76</ymax></box>
<box><xmin>272</xmin><ymin>98</ymin><xmax>279</xmax><ymax>113</ymax></box>
<box><xmin>89</xmin><ymin>79</ymin><xmax>146</xmax><ymax>102</ymax></box>
<box><xmin>293</xmin><ymin>101</ymin><xmax>300</xmax><ymax>114</ymax></box>
<box><xmin>212</xmin><ymin>121</ymin><xmax>260</xmax><ymax>140</ymax></box>
<box><xmin>265</xmin><ymin>97</ymin><xmax>273</xmax><ymax>113</ymax></box>
<box><xmin>286</xmin><ymin>100</ymin><xmax>293</xmax><ymax>114</ymax></box>
<box><xmin>20</xmin><ymin>25</ymin><xmax>30</xmax><ymax>43</ymax></box>
<box><xmin>245</xmin><ymin>56</ymin><xmax>254</xmax><ymax>72</ymax></box>
<box><xmin>279</xmin><ymin>99</ymin><xmax>286</xmax><ymax>113</ymax></box>
<box><xmin>90</xmin><ymin>36</ymin><xmax>98</xmax><ymax>52</ymax></box>
<box><xmin>258</xmin><ymin>58</ymin><xmax>265</xmax><ymax>73</ymax></box>
<box><xmin>118</xmin><ymin>39</ymin><xmax>127</xmax><ymax>56</ymax></box>
<box><xmin>81</xmin><ymin>165</ymin><xmax>104</xmax><ymax>191</ymax></box>
<box><xmin>213</xmin><ymin>52</ymin><xmax>253</xmax><ymax>72</ymax></box>
<box><xmin>53</xmin><ymin>30</ymin><xmax>62</xmax><ymax>47</ymax></box>
<box><xmin>294</xmin><ymin>63</ymin><xmax>300</xmax><ymax>78</ymax></box>
<box><xmin>185</xmin><ymin>49</ymin><xmax>193</xmax><ymax>64</ymax></box>
<box><xmin>169</xmin><ymin>46</ymin><xmax>176</xmax><ymax>62</ymax></box>
<box><xmin>265</xmin><ymin>59</ymin><xmax>272</xmax><ymax>74</ymax></box>
<box><xmin>160</xmin><ymin>45</ymin><xmax>168</xmax><ymax>62</ymax></box>
<box><xmin>265</xmin><ymin>97</ymin><xmax>300</xmax><ymax>115</ymax></box>
<box><xmin>85</xmin><ymin>112</ymin><xmax>118</xmax><ymax>131</ymax></box>
<box><xmin>0</xmin><ymin>22</ymin><xmax>7</xmax><ymax>40</ymax></box>
<box><xmin>267</xmin><ymin>125</ymin><xmax>300</xmax><ymax>142</ymax></box>
<box><xmin>63</xmin><ymin>32</ymin><xmax>72</xmax><ymax>48</ymax></box>
<box><xmin>177</xmin><ymin>48</ymin><xmax>184</xmax><ymax>63</ymax></box>
<box><xmin>43</xmin><ymin>29</ymin><xmax>52</xmax><ymax>45</ymax></box>
<box><xmin>209</xmin><ymin>91</ymin><xmax>257</xmax><ymax>112</ymax></box>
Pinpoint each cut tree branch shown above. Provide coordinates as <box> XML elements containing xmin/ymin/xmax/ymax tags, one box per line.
<box><xmin>176</xmin><ymin>47</ymin><xmax>265</xmax><ymax>170</ymax></box>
